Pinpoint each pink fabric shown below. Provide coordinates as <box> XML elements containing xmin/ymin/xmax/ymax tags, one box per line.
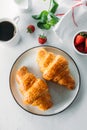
<box><xmin>56</xmin><ymin>0</ymin><xmax>87</xmax><ymax>26</ymax></box>
<box><xmin>72</xmin><ymin>3</ymin><xmax>83</xmax><ymax>27</ymax></box>
<box><xmin>72</xmin><ymin>0</ymin><xmax>87</xmax><ymax>26</ymax></box>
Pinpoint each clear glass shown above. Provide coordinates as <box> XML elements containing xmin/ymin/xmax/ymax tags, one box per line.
<box><xmin>14</xmin><ymin>0</ymin><xmax>32</xmax><ymax>12</ymax></box>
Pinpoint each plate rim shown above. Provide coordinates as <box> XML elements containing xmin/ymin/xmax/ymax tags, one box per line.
<box><xmin>9</xmin><ymin>45</ymin><xmax>81</xmax><ymax>116</ymax></box>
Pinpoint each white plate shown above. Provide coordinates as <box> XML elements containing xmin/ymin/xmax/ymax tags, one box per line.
<box><xmin>9</xmin><ymin>46</ymin><xmax>80</xmax><ymax>116</ymax></box>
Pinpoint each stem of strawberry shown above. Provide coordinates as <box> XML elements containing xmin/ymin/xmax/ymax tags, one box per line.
<box><xmin>80</xmin><ymin>32</ymin><xmax>87</xmax><ymax>38</ymax></box>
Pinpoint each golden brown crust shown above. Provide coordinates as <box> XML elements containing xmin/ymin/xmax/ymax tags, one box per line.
<box><xmin>16</xmin><ymin>67</ymin><xmax>36</xmax><ymax>92</ymax></box>
<box><xmin>16</xmin><ymin>66</ymin><xmax>28</xmax><ymax>86</ymax></box>
<box><xmin>40</xmin><ymin>53</ymin><xmax>55</xmax><ymax>73</ymax></box>
<box><xmin>32</xmin><ymin>92</ymin><xmax>53</xmax><ymax>110</ymax></box>
<box><xmin>58</xmin><ymin>75</ymin><xmax>75</xmax><ymax>90</ymax></box>
<box><xmin>43</xmin><ymin>55</ymin><xmax>68</xmax><ymax>80</ymax></box>
<box><xmin>16</xmin><ymin>66</ymin><xmax>53</xmax><ymax>110</ymax></box>
<box><xmin>37</xmin><ymin>48</ymin><xmax>75</xmax><ymax>90</ymax></box>
<box><xmin>23</xmin><ymin>79</ymin><xmax>48</xmax><ymax>104</ymax></box>
<box><xmin>36</xmin><ymin>48</ymin><xmax>47</xmax><ymax>69</ymax></box>
<box><xmin>16</xmin><ymin>66</ymin><xmax>28</xmax><ymax>78</ymax></box>
<box><xmin>53</xmin><ymin>67</ymin><xmax>69</xmax><ymax>82</ymax></box>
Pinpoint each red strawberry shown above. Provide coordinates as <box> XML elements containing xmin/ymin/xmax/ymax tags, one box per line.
<box><xmin>38</xmin><ymin>34</ymin><xmax>47</xmax><ymax>44</ymax></box>
<box><xmin>75</xmin><ymin>43</ymin><xmax>84</xmax><ymax>53</ymax></box>
<box><xmin>27</xmin><ymin>25</ymin><xmax>35</xmax><ymax>33</ymax></box>
<box><xmin>85</xmin><ymin>38</ymin><xmax>87</xmax><ymax>53</ymax></box>
<box><xmin>74</xmin><ymin>34</ymin><xmax>85</xmax><ymax>46</ymax></box>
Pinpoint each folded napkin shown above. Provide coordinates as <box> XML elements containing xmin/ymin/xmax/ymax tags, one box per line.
<box><xmin>56</xmin><ymin>0</ymin><xmax>80</xmax><ymax>18</ymax></box>
<box><xmin>55</xmin><ymin>0</ymin><xmax>87</xmax><ymax>44</ymax></box>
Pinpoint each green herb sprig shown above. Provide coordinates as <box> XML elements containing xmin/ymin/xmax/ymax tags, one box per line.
<box><xmin>32</xmin><ymin>0</ymin><xmax>59</xmax><ymax>30</ymax></box>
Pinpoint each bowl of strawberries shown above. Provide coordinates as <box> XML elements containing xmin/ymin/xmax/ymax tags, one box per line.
<box><xmin>73</xmin><ymin>31</ymin><xmax>87</xmax><ymax>55</ymax></box>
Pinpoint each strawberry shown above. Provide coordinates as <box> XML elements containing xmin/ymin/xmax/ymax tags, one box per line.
<box><xmin>75</xmin><ymin>43</ymin><xmax>84</xmax><ymax>53</ymax></box>
<box><xmin>74</xmin><ymin>34</ymin><xmax>85</xmax><ymax>46</ymax></box>
<box><xmin>27</xmin><ymin>25</ymin><xmax>35</xmax><ymax>33</ymax></box>
<box><xmin>85</xmin><ymin>38</ymin><xmax>87</xmax><ymax>53</ymax></box>
<box><xmin>38</xmin><ymin>34</ymin><xmax>47</xmax><ymax>44</ymax></box>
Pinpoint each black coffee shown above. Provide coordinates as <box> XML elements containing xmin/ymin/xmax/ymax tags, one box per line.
<box><xmin>0</xmin><ymin>21</ymin><xmax>15</xmax><ymax>41</ymax></box>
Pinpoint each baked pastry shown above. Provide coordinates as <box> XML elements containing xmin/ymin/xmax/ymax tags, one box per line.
<box><xmin>16</xmin><ymin>66</ymin><xmax>53</xmax><ymax>111</ymax></box>
<box><xmin>37</xmin><ymin>48</ymin><xmax>75</xmax><ymax>90</ymax></box>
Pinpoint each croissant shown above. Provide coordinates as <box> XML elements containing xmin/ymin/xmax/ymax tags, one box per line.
<box><xmin>16</xmin><ymin>66</ymin><xmax>53</xmax><ymax>111</ymax></box>
<box><xmin>37</xmin><ymin>48</ymin><xmax>75</xmax><ymax>90</ymax></box>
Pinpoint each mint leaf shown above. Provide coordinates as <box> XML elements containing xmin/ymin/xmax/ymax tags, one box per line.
<box><xmin>49</xmin><ymin>0</ymin><xmax>58</xmax><ymax>14</ymax></box>
<box><xmin>32</xmin><ymin>10</ymin><xmax>48</xmax><ymax>21</ymax></box>
<box><xmin>32</xmin><ymin>0</ymin><xmax>59</xmax><ymax>30</ymax></box>
<box><xmin>49</xmin><ymin>12</ymin><xmax>59</xmax><ymax>26</ymax></box>
<box><xmin>32</xmin><ymin>14</ymin><xmax>41</xmax><ymax>20</ymax></box>
<box><xmin>37</xmin><ymin>22</ymin><xmax>51</xmax><ymax>30</ymax></box>
<box><xmin>40</xmin><ymin>11</ymin><xmax>48</xmax><ymax>23</ymax></box>
<box><xmin>37</xmin><ymin>22</ymin><xmax>45</xmax><ymax>29</ymax></box>
<box><xmin>43</xmin><ymin>23</ymin><xmax>51</xmax><ymax>30</ymax></box>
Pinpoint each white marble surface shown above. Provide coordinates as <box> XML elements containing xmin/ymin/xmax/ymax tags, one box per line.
<box><xmin>0</xmin><ymin>0</ymin><xmax>87</xmax><ymax>130</ymax></box>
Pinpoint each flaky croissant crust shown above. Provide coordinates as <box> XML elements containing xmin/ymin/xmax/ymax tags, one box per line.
<box><xmin>16</xmin><ymin>66</ymin><xmax>53</xmax><ymax>111</ymax></box>
<box><xmin>37</xmin><ymin>48</ymin><xmax>75</xmax><ymax>90</ymax></box>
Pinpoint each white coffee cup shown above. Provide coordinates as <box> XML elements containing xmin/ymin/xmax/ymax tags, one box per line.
<box><xmin>0</xmin><ymin>16</ymin><xmax>20</xmax><ymax>47</ymax></box>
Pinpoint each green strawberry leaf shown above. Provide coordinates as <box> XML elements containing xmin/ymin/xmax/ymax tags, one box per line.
<box><xmin>39</xmin><ymin>34</ymin><xmax>47</xmax><ymax>38</ymax></box>
<box><xmin>80</xmin><ymin>32</ymin><xmax>87</xmax><ymax>38</ymax></box>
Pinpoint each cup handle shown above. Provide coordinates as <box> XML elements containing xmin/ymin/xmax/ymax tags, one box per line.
<box><xmin>13</xmin><ymin>16</ymin><xmax>20</xmax><ymax>24</ymax></box>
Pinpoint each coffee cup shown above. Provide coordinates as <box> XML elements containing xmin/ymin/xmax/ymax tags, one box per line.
<box><xmin>0</xmin><ymin>16</ymin><xmax>20</xmax><ymax>47</ymax></box>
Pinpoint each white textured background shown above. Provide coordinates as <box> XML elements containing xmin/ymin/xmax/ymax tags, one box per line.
<box><xmin>0</xmin><ymin>0</ymin><xmax>86</xmax><ymax>130</ymax></box>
